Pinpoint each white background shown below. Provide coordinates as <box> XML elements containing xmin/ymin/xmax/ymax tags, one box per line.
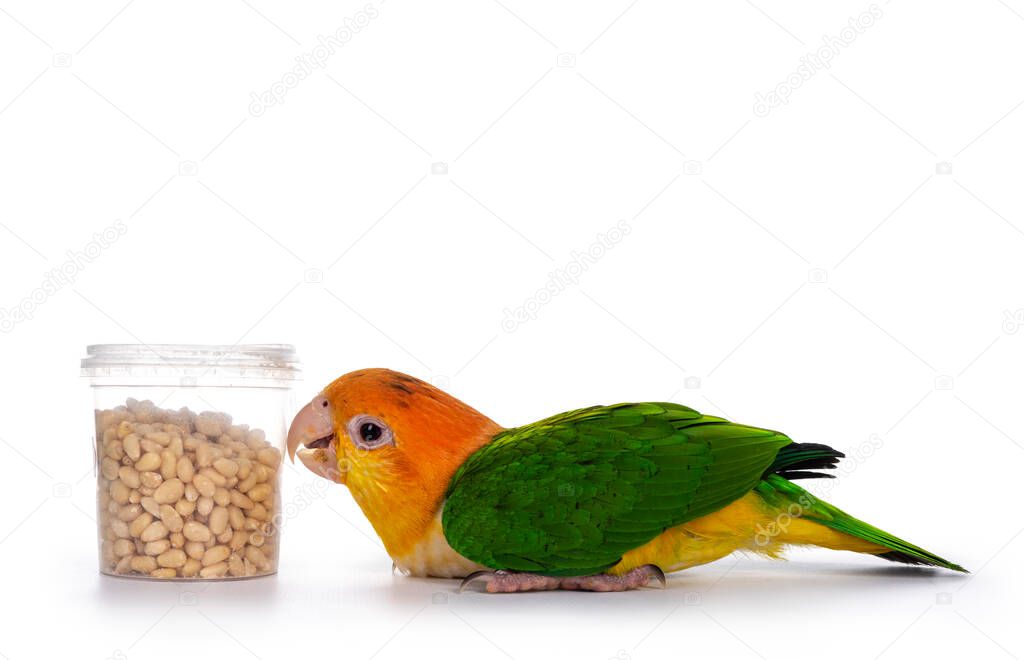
<box><xmin>1</xmin><ymin>1</ymin><xmax>1023</xmax><ymax>658</ymax></box>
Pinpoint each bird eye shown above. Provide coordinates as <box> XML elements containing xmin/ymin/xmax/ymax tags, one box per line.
<box><xmin>346</xmin><ymin>414</ymin><xmax>394</xmax><ymax>450</ymax></box>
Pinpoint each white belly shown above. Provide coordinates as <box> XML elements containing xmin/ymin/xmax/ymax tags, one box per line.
<box><xmin>392</xmin><ymin>507</ymin><xmax>486</xmax><ymax>578</ymax></box>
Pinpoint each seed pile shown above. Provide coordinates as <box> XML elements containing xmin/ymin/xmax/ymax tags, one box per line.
<box><xmin>96</xmin><ymin>399</ymin><xmax>281</xmax><ymax>579</ymax></box>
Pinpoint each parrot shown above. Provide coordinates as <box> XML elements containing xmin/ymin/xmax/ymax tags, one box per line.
<box><xmin>287</xmin><ymin>368</ymin><xmax>965</xmax><ymax>592</ymax></box>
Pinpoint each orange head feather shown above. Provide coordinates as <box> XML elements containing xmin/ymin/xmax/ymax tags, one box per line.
<box><xmin>289</xmin><ymin>369</ymin><xmax>501</xmax><ymax>557</ymax></box>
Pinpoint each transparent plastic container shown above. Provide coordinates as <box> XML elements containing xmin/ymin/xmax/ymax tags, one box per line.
<box><xmin>82</xmin><ymin>344</ymin><xmax>301</xmax><ymax>580</ymax></box>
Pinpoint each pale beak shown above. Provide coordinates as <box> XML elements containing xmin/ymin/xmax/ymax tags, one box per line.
<box><xmin>287</xmin><ymin>394</ymin><xmax>343</xmax><ymax>484</ymax></box>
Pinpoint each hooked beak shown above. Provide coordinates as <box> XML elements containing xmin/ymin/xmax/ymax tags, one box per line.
<box><xmin>287</xmin><ymin>394</ymin><xmax>343</xmax><ymax>484</ymax></box>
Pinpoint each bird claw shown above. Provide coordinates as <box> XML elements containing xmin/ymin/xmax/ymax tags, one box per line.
<box><xmin>644</xmin><ymin>564</ymin><xmax>667</xmax><ymax>589</ymax></box>
<box><xmin>458</xmin><ymin>570</ymin><xmax>499</xmax><ymax>593</ymax></box>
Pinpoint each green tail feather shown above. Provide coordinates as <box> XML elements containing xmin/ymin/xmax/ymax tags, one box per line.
<box><xmin>757</xmin><ymin>475</ymin><xmax>967</xmax><ymax>573</ymax></box>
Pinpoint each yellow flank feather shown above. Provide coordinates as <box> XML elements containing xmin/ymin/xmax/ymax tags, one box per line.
<box><xmin>608</xmin><ymin>492</ymin><xmax>888</xmax><ymax>575</ymax></box>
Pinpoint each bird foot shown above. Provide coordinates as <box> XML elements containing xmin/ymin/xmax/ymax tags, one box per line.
<box><xmin>459</xmin><ymin>565</ymin><xmax>666</xmax><ymax>593</ymax></box>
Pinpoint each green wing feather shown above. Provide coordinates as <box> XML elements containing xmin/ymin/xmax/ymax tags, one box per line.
<box><xmin>441</xmin><ymin>403</ymin><xmax>791</xmax><ymax>576</ymax></box>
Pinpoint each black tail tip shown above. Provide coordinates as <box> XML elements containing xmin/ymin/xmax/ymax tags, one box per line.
<box><xmin>767</xmin><ymin>442</ymin><xmax>846</xmax><ymax>480</ymax></box>
<box><xmin>877</xmin><ymin>551</ymin><xmax>969</xmax><ymax>573</ymax></box>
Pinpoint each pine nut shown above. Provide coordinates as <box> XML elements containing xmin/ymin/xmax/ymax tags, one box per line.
<box><xmin>129</xmin><ymin>512</ymin><xmax>153</xmax><ymax>538</ymax></box>
<box><xmin>228</xmin><ymin>553</ymin><xmax>245</xmax><ymax>576</ymax></box>
<box><xmin>157</xmin><ymin>549</ymin><xmax>187</xmax><ymax>569</ymax></box>
<box><xmin>209</xmin><ymin>507</ymin><xmax>229</xmax><ymax>535</ymax></box>
<box><xmin>254</xmin><ymin>464</ymin><xmax>273</xmax><ymax>483</ymax></box>
<box><xmin>135</xmin><ymin>452</ymin><xmax>161</xmax><ymax>472</ymax></box>
<box><xmin>139</xmin><ymin>471</ymin><xmax>163</xmax><ymax>489</ymax></box>
<box><xmin>144</xmin><ymin>540</ymin><xmax>170</xmax><ymax>556</ymax></box>
<box><xmin>245</xmin><ymin>546</ymin><xmax>269</xmax><ymax>570</ymax></box>
<box><xmin>114</xmin><ymin>556</ymin><xmax>133</xmax><ymax>574</ymax></box>
<box><xmin>140</xmin><ymin>496</ymin><xmax>160</xmax><ymax>517</ymax></box>
<box><xmin>182</xmin><ymin>520</ymin><xmax>211</xmax><ymax>543</ymax></box>
<box><xmin>117</xmin><ymin>504</ymin><xmax>143</xmax><ymax>522</ymax></box>
<box><xmin>196</xmin><ymin>418</ymin><xmax>221</xmax><ymax>440</ymax></box>
<box><xmin>106</xmin><ymin>440</ymin><xmax>124</xmax><ymax>461</ymax></box>
<box><xmin>228</xmin><ymin>506</ymin><xmax>245</xmax><ymax>530</ymax></box>
<box><xmin>195</xmin><ymin>443</ymin><xmax>215</xmax><ymax>468</ymax></box>
<box><xmin>177</xmin><ymin>456</ymin><xmax>194</xmax><ymax>483</ymax></box>
<box><xmin>213</xmin><ymin>458</ymin><xmax>239</xmax><ymax>478</ymax></box>
<box><xmin>247</xmin><ymin>484</ymin><xmax>272</xmax><ymax>503</ymax></box>
<box><xmin>198</xmin><ymin>468</ymin><xmax>226</xmax><ymax>488</ymax></box>
<box><xmin>202</xmin><ymin>545</ymin><xmax>230</xmax><ymax>567</ymax></box>
<box><xmin>130</xmin><ymin>556</ymin><xmax>157</xmax><ymax>573</ymax></box>
<box><xmin>101</xmin><ymin>458</ymin><xmax>120</xmax><ymax>481</ymax></box>
<box><xmin>123</xmin><ymin>434</ymin><xmax>141</xmax><ymax>461</ymax></box>
<box><xmin>199</xmin><ymin>562</ymin><xmax>228</xmax><ymax>578</ymax></box>
<box><xmin>160</xmin><ymin>450</ymin><xmax>177</xmax><ymax>480</ymax></box>
<box><xmin>230</xmin><ymin>490</ymin><xmax>254</xmax><ymax>510</ymax></box>
<box><xmin>159</xmin><ymin>504</ymin><xmax>184</xmax><ymax>533</ymax></box>
<box><xmin>196</xmin><ymin>496</ymin><xmax>214</xmax><ymax>517</ymax></box>
<box><xmin>229</xmin><ymin>530</ymin><xmax>248</xmax><ymax>552</ymax></box>
<box><xmin>169</xmin><ymin>434</ymin><xmax>184</xmax><ymax>458</ymax></box>
<box><xmin>110</xmin><ymin>481</ymin><xmax>130</xmax><ymax>505</ymax></box>
<box><xmin>175</xmin><ymin>499</ymin><xmax>195</xmax><ymax>517</ymax></box>
<box><xmin>147</xmin><ymin>431</ymin><xmax>171</xmax><ymax>446</ymax></box>
<box><xmin>256</xmin><ymin>448</ymin><xmax>281</xmax><ymax>469</ymax></box>
<box><xmin>118</xmin><ymin>466</ymin><xmax>141</xmax><ymax>489</ymax></box>
<box><xmin>110</xmin><ymin>519</ymin><xmax>130</xmax><ymax>538</ymax></box>
<box><xmin>213</xmin><ymin>487</ymin><xmax>230</xmax><ymax>507</ymax></box>
<box><xmin>140</xmin><ymin>521</ymin><xmax>169</xmax><ymax>542</ymax></box>
<box><xmin>236</xmin><ymin>473</ymin><xmax>258</xmax><ymax>494</ymax></box>
<box><xmin>153</xmin><ymin>478</ymin><xmax>185</xmax><ymax>505</ymax></box>
<box><xmin>140</xmin><ymin>438</ymin><xmax>162</xmax><ymax>454</ymax></box>
<box><xmin>113</xmin><ymin>539</ymin><xmax>134</xmax><ymax>557</ymax></box>
<box><xmin>192</xmin><ymin>473</ymin><xmax>215</xmax><ymax>498</ymax></box>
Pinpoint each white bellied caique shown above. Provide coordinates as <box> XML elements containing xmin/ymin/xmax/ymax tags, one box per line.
<box><xmin>287</xmin><ymin>369</ymin><xmax>964</xmax><ymax>592</ymax></box>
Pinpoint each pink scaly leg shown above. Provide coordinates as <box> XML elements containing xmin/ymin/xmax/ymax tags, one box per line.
<box><xmin>459</xmin><ymin>565</ymin><xmax>666</xmax><ymax>593</ymax></box>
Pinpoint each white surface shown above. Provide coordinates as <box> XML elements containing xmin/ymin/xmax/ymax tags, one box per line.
<box><xmin>2</xmin><ymin>1</ymin><xmax>1023</xmax><ymax>658</ymax></box>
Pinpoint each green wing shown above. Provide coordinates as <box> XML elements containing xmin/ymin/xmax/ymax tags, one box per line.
<box><xmin>442</xmin><ymin>403</ymin><xmax>791</xmax><ymax>576</ymax></box>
